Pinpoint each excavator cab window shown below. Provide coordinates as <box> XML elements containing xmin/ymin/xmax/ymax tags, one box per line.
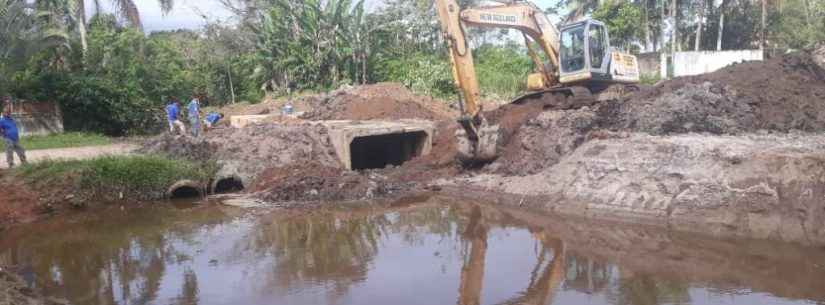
<box><xmin>589</xmin><ymin>24</ymin><xmax>606</xmax><ymax>69</ymax></box>
<box><xmin>560</xmin><ymin>25</ymin><xmax>586</xmax><ymax>73</ymax></box>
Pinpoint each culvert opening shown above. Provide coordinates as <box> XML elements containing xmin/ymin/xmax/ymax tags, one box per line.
<box><xmin>214</xmin><ymin>177</ymin><xmax>244</xmax><ymax>194</ymax></box>
<box><xmin>350</xmin><ymin>131</ymin><xmax>427</xmax><ymax>170</ymax></box>
<box><xmin>170</xmin><ymin>186</ymin><xmax>201</xmax><ymax>199</ymax></box>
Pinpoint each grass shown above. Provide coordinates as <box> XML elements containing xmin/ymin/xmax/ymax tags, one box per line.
<box><xmin>21</xmin><ymin>132</ymin><xmax>111</xmax><ymax>150</ymax></box>
<box><xmin>16</xmin><ymin>155</ymin><xmax>217</xmax><ymax>201</ymax></box>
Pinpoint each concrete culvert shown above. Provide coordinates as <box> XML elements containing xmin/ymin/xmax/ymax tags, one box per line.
<box><xmin>167</xmin><ymin>180</ymin><xmax>204</xmax><ymax>199</ymax></box>
<box><xmin>213</xmin><ymin>176</ymin><xmax>244</xmax><ymax>194</ymax></box>
<box><xmin>350</xmin><ymin>131</ymin><xmax>427</xmax><ymax>170</ymax></box>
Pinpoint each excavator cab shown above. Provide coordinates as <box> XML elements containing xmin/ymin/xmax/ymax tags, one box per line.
<box><xmin>558</xmin><ymin>20</ymin><xmax>639</xmax><ymax>85</ymax></box>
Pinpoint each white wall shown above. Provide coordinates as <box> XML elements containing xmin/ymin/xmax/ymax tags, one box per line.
<box><xmin>672</xmin><ymin>50</ymin><xmax>764</xmax><ymax>77</ymax></box>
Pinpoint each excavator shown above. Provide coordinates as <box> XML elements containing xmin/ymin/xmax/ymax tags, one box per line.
<box><xmin>434</xmin><ymin>0</ymin><xmax>641</xmax><ymax>164</ymax></box>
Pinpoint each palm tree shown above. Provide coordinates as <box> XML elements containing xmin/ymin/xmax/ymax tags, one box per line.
<box><xmin>40</xmin><ymin>0</ymin><xmax>175</xmax><ymax>57</ymax></box>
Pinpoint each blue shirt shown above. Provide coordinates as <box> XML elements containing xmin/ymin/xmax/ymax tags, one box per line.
<box><xmin>205</xmin><ymin>113</ymin><xmax>221</xmax><ymax>124</ymax></box>
<box><xmin>0</xmin><ymin>116</ymin><xmax>20</xmax><ymax>142</ymax></box>
<box><xmin>166</xmin><ymin>103</ymin><xmax>179</xmax><ymax>121</ymax></box>
<box><xmin>187</xmin><ymin>99</ymin><xmax>200</xmax><ymax>119</ymax></box>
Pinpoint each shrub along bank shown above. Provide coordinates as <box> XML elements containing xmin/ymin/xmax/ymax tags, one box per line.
<box><xmin>16</xmin><ymin>155</ymin><xmax>217</xmax><ymax>202</ymax></box>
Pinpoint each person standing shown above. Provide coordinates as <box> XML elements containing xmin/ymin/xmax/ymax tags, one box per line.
<box><xmin>187</xmin><ymin>95</ymin><xmax>201</xmax><ymax>137</ymax></box>
<box><xmin>165</xmin><ymin>97</ymin><xmax>186</xmax><ymax>135</ymax></box>
<box><xmin>0</xmin><ymin>107</ymin><xmax>26</xmax><ymax>168</ymax></box>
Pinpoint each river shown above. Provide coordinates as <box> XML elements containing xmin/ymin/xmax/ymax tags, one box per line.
<box><xmin>1</xmin><ymin>196</ymin><xmax>824</xmax><ymax>305</ymax></box>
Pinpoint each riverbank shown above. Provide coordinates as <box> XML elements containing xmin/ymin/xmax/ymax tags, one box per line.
<box><xmin>0</xmin><ymin>154</ymin><xmax>216</xmax><ymax>228</ymax></box>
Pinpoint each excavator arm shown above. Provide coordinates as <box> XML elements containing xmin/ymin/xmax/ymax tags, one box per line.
<box><xmin>436</xmin><ymin>0</ymin><xmax>640</xmax><ymax>164</ymax></box>
<box><xmin>434</xmin><ymin>0</ymin><xmax>563</xmax><ymax>164</ymax></box>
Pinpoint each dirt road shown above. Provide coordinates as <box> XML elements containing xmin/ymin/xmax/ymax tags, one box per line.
<box><xmin>1</xmin><ymin>143</ymin><xmax>139</xmax><ymax>169</ymax></box>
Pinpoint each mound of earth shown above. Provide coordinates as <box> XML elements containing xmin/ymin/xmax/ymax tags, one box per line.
<box><xmin>140</xmin><ymin>123</ymin><xmax>341</xmax><ymax>186</ymax></box>
<box><xmin>253</xmin><ymin>162</ymin><xmax>415</xmax><ymax>203</ymax></box>
<box><xmin>481</xmin><ymin>50</ymin><xmax>825</xmax><ymax>175</ymax></box>
<box><xmin>302</xmin><ymin>83</ymin><xmax>456</xmax><ymax>121</ymax></box>
<box><xmin>602</xmin><ymin>50</ymin><xmax>825</xmax><ymax>134</ymax></box>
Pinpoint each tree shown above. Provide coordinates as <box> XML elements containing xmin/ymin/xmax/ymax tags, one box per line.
<box><xmin>716</xmin><ymin>0</ymin><xmax>725</xmax><ymax>50</ymax></box>
<box><xmin>695</xmin><ymin>0</ymin><xmax>706</xmax><ymax>50</ymax></box>
<box><xmin>593</xmin><ymin>0</ymin><xmax>645</xmax><ymax>51</ymax></box>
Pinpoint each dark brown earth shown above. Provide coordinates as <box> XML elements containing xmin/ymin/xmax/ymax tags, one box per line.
<box><xmin>301</xmin><ymin>83</ymin><xmax>456</xmax><ymax>121</ymax></box>
<box><xmin>484</xmin><ymin>48</ymin><xmax>825</xmax><ymax>175</ymax></box>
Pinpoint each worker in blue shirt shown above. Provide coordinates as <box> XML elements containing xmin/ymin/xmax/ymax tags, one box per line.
<box><xmin>0</xmin><ymin>99</ymin><xmax>26</xmax><ymax>168</ymax></box>
<box><xmin>203</xmin><ymin>112</ymin><xmax>224</xmax><ymax>130</ymax></box>
<box><xmin>187</xmin><ymin>95</ymin><xmax>201</xmax><ymax>137</ymax></box>
<box><xmin>165</xmin><ymin>97</ymin><xmax>186</xmax><ymax>135</ymax></box>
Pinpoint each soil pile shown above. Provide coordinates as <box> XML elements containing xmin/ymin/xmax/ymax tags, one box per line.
<box><xmin>602</xmin><ymin>50</ymin><xmax>825</xmax><ymax>134</ymax></box>
<box><xmin>138</xmin><ymin>133</ymin><xmax>216</xmax><ymax>162</ymax></box>
<box><xmin>302</xmin><ymin>83</ymin><xmax>456</xmax><ymax>121</ymax></box>
<box><xmin>482</xmin><ymin>50</ymin><xmax>825</xmax><ymax>175</ymax></box>
<box><xmin>140</xmin><ymin>123</ymin><xmax>341</xmax><ymax>186</ymax></box>
<box><xmin>254</xmin><ymin>162</ymin><xmax>415</xmax><ymax>203</ymax></box>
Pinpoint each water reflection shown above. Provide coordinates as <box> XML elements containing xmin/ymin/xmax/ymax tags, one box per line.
<box><xmin>1</xmin><ymin>200</ymin><xmax>825</xmax><ymax>305</ymax></box>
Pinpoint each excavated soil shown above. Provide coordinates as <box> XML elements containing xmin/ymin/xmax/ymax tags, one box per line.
<box><xmin>140</xmin><ymin>122</ymin><xmax>340</xmax><ymax>186</ymax></box>
<box><xmin>482</xmin><ymin>48</ymin><xmax>825</xmax><ymax>175</ymax></box>
<box><xmin>302</xmin><ymin>83</ymin><xmax>456</xmax><ymax>121</ymax></box>
<box><xmin>601</xmin><ymin>50</ymin><xmax>825</xmax><ymax>134</ymax></box>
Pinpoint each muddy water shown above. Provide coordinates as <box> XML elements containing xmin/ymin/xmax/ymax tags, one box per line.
<box><xmin>2</xmin><ymin>198</ymin><xmax>825</xmax><ymax>305</ymax></box>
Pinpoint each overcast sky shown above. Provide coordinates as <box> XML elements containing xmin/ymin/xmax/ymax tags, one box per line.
<box><xmin>101</xmin><ymin>0</ymin><xmax>563</xmax><ymax>33</ymax></box>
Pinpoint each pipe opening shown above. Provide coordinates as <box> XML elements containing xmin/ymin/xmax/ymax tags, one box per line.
<box><xmin>350</xmin><ymin>131</ymin><xmax>427</xmax><ymax>170</ymax></box>
<box><xmin>214</xmin><ymin>177</ymin><xmax>244</xmax><ymax>194</ymax></box>
<box><xmin>170</xmin><ymin>186</ymin><xmax>201</xmax><ymax>199</ymax></box>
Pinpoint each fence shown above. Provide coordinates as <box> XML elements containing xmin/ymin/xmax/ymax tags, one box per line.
<box><xmin>672</xmin><ymin>50</ymin><xmax>764</xmax><ymax>77</ymax></box>
<box><xmin>4</xmin><ymin>100</ymin><xmax>64</xmax><ymax>136</ymax></box>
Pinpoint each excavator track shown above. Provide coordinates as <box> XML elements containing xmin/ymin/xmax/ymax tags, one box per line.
<box><xmin>511</xmin><ymin>86</ymin><xmax>598</xmax><ymax>110</ymax></box>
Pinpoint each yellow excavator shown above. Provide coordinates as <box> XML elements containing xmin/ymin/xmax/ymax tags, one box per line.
<box><xmin>434</xmin><ymin>0</ymin><xmax>641</xmax><ymax>164</ymax></box>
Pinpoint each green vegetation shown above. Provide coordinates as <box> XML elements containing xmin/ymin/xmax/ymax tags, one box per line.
<box><xmin>17</xmin><ymin>155</ymin><xmax>217</xmax><ymax>201</ymax></box>
<box><xmin>639</xmin><ymin>74</ymin><xmax>662</xmax><ymax>85</ymax></box>
<box><xmin>21</xmin><ymin>132</ymin><xmax>110</xmax><ymax>150</ymax></box>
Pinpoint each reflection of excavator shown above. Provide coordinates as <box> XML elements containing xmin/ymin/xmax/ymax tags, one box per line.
<box><xmin>434</xmin><ymin>0</ymin><xmax>640</xmax><ymax>164</ymax></box>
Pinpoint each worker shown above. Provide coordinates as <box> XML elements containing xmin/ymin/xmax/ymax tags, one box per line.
<box><xmin>203</xmin><ymin>112</ymin><xmax>224</xmax><ymax>130</ymax></box>
<box><xmin>165</xmin><ymin>97</ymin><xmax>186</xmax><ymax>135</ymax></box>
<box><xmin>187</xmin><ymin>95</ymin><xmax>201</xmax><ymax>137</ymax></box>
<box><xmin>0</xmin><ymin>106</ymin><xmax>26</xmax><ymax>168</ymax></box>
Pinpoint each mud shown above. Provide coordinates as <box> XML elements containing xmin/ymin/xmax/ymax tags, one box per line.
<box><xmin>140</xmin><ymin>122</ymin><xmax>341</xmax><ymax>186</ymax></box>
<box><xmin>603</xmin><ymin>50</ymin><xmax>825</xmax><ymax>134</ymax></box>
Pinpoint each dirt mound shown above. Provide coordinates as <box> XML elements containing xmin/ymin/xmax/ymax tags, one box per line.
<box><xmin>138</xmin><ymin>133</ymin><xmax>216</xmax><ymax>162</ymax></box>
<box><xmin>603</xmin><ymin>51</ymin><xmax>825</xmax><ymax>134</ymax></box>
<box><xmin>140</xmin><ymin>123</ymin><xmax>341</xmax><ymax>185</ymax></box>
<box><xmin>302</xmin><ymin>83</ymin><xmax>456</xmax><ymax>121</ymax></box>
<box><xmin>489</xmin><ymin>108</ymin><xmax>599</xmax><ymax>175</ymax></box>
<box><xmin>254</xmin><ymin>162</ymin><xmax>415</xmax><ymax>203</ymax></box>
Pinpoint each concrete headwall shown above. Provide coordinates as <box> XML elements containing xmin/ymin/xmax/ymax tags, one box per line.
<box><xmin>673</xmin><ymin>50</ymin><xmax>764</xmax><ymax>77</ymax></box>
<box><xmin>5</xmin><ymin>101</ymin><xmax>64</xmax><ymax>136</ymax></box>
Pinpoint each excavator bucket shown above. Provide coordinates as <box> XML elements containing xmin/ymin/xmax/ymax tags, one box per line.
<box><xmin>456</xmin><ymin>123</ymin><xmax>501</xmax><ymax>165</ymax></box>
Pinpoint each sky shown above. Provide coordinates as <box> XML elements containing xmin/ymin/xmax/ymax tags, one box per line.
<box><xmin>100</xmin><ymin>0</ymin><xmax>564</xmax><ymax>33</ymax></box>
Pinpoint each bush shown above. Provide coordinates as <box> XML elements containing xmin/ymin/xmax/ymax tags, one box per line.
<box><xmin>17</xmin><ymin>155</ymin><xmax>217</xmax><ymax>201</ymax></box>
